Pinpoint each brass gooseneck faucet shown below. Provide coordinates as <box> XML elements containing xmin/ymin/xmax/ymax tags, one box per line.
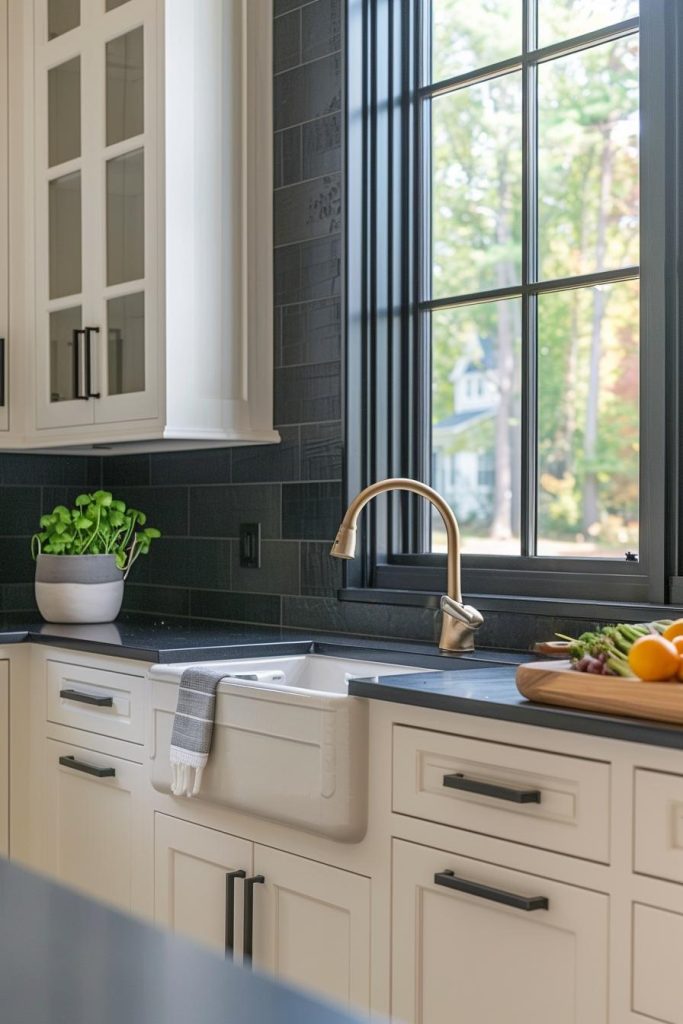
<box><xmin>330</xmin><ymin>478</ymin><xmax>484</xmax><ymax>653</ymax></box>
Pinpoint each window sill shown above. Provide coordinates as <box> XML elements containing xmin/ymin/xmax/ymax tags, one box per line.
<box><xmin>338</xmin><ymin>587</ymin><xmax>683</xmax><ymax>623</ymax></box>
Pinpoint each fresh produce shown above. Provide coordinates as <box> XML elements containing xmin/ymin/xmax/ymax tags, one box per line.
<box><xmin>627</xmin><ymin>635</ymin><xmax>680</xmax><ymax>682</ymax></box>
<box><xmin>558</xmin><ymin>620</ymin><xmax>672</xmax><ymax>677</ymax></box>
<box><xmin>663</xmin><ymin>620</ymin><xmax>683</xmax><ymax>643</ymax></box>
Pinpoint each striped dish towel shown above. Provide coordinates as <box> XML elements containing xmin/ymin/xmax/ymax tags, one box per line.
<box><xmin>169</xmin><ymin>666</ymin><xmax>229</xmax><ymax>798</ymax></box>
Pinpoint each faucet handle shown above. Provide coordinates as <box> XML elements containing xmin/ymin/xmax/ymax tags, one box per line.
<box><xmin>440</xmin><ymin>595</ymin><xmax>484</xmax><ymax>630</ymax></box>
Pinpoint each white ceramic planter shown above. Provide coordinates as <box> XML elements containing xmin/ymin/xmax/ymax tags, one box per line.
<box><xmin>35</xmin><ymin>554</ymin><xmax>124</xmax><ymax>624</ymax></box>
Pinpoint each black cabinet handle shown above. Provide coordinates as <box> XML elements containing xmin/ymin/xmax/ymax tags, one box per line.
<box><xmin>443</xmin><ymin>772</ymin><xmax>541</xmax><ymax>804</ymax></box>
<box><xmin>72</xmin><ymin>328</ymin><xmax>88</xmax><ymax>400</ymax></box>
<box><xmin>243</xmin><ymin>874</ymin><xmax>265</xmax><ymax>965</ymax></box>
<box><xmin>58</xmin><ymin>755</ymin><xmax>116</xmax><ymax>779</ymax></box>
<box><xmin>60</xmin><ymin>688</ymin><xmax>114</xmax><ymax>708</ymax></box>
<box><xmin>225</xmin><ymin>870</ymin><xmax>246</xmax><ymax>959</ymax></box>
<box><xmin>434</xmin><ymin>870</ymin><xmax>549</xmax><ymax>912</ymax></box>
<box><xmin>0</xmin><ymin>336</ymin><xmax>5</xmax><ymax>407</ymax></box>
<box><xmin>85</xmin><ymin>326</ymin><xmax>100</xmax><ymax>398</ymax></box>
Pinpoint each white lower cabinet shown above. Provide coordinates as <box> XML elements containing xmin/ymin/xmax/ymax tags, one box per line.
<box><xmin>43</xmin><ymin>738</ymin><xmax>148</xmax><ymax>915</ymax></box>
<box><xmin>392</xmin><ymin>839</ymin><xmax>609</xmax><ymax>1024</ymax></box>
<box><xmin>252</xmin><ymin>845</ymin><xmax>372</xmax><ymax>1011</ymax></box>
<box><xmin>154</xmin><ymin>814</ymin><xmax>253</xmax><ymax>958</ymax></box>
<box><xmin>0</xmin><ymin>662</ymin><xmax>7</xmax><ymax>855</ymax></box>
<box><xmin>153</xmin><ymin>814</ymin><xmax>371</xmax><ymax>1013</ymax></box>
<box><xmin>632</xmin><ymin>902</ymin><xmax>683</xmax><ymax>1023</ymax></box>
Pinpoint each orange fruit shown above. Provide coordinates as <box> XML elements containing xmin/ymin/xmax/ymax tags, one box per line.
<box><xmin>628</xmin><ymin>635</ymin><xmax>680</xmax><ymax>682</ymax></box>
<box><xmin>670</xmin><ymin>637</ymin><xmax>683</xmax><ymax>681</ymax></box>
<box><xmin>663</xmin><ymin>619</ymin><xmax>683</xmax><ymax>642</ymax></box>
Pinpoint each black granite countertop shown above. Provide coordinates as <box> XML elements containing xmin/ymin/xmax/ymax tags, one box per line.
<box><xmin>0</xmin><ymin>612</ymin><xmax>524</xmax><ymax>668</ymax></box>
<box><xmin>0</xmin><ymin>858</ymin><xmax>375</xmax><ymax>1024</ymax></box>
<box><xmin>0</xmin><ymin>613</ymin><xmax>682</xmax><ymax>749</ymax></box>
<box><xmin>348</xmin><ymin>665</ymin><xmax>683</xmax><ymax>750</ymax></box>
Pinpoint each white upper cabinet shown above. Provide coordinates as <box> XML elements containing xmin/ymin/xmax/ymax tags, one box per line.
<box><xmin>9</xmin><ymin>0</ymin><xmax>277</xmax><ymax>452</ymax></box>
<box><xmin>0</xmin><ymin>0</ymin><xmax>8</xmax><ymax>432</ymax></box>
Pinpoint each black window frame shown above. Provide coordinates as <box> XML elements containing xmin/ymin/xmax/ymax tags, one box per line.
<box><xmin>343</xmin><ymin>0</ymin><xmax>683</xmax><ymax>616</ymax></box>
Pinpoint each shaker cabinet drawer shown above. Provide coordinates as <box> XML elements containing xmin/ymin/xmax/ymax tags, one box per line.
<box><xmin>634</xmin><ymin>769</ymin><xmax>683</xmax><ymax>884</ymax></box>
<box><xmin>46</xmin><ymin>659</ymin><xmax>146</xmax><ymax>746</ymax></box>
<box><xmin>392</xmin><ymin>726</ymin><xmax>610</xmax><ymax>862</ymax></box>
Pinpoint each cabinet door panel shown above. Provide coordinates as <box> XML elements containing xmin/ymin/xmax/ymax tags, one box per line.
<box><xmin>392</xmin><ymin>839</ymin><xmax>608</xmax><ymax>1024</ymax></box>
<box><xmin>154</xmin><ymin>814</ymin><xmax>253</xmax><ymax>958</ymax></box>
<box><xmin>0</xmin><ymin>0</ymin><xmax>8</xmax><ymax>431</ymax></box>
<box><xmin>253</xmin><ymin>845</ymin><xmax>371</xmax><ymax>1012</ymax></box>
<box><xmin>43</xmin><ymin>738</ymin><xmax>148</xmax><ymax>916</ymax></box>
<box><xmin>0</xmin><ymin>662</ymin><xmax>8</xmax><ymax>856</ymax></box>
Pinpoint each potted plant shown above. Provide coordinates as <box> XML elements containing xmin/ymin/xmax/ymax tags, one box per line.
<box><xmin>30</xmin><ymin>491</ymin><xmax>161</xmax><ymax>624</ymax></box>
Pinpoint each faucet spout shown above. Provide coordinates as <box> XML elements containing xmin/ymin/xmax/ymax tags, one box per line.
<box><xmin>330</xmin><ymin>477</ymin><xmax>483</xmax><ymax>653</ymax></box>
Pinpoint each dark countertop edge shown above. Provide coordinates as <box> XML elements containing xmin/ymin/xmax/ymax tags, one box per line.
<box><xmin>348</xmin><ymin>677</ymin><xmax>683</xmax><ymax>751</ymax></box>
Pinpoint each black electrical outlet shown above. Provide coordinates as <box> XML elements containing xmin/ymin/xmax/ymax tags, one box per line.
<box><xmin>239</xmin><ymin>523</ymin><xmax>261</xmax><ymax>568</ymax></box>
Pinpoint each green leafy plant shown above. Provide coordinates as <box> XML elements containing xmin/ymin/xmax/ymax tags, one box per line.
<box><xmin>31</xmin><ymin>491</ymin><xmax>161</xmax><ymax>575</ymax></box>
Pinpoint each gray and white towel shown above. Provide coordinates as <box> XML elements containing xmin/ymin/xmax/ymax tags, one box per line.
<box><xmin>170</xmin><ymin>666</ymin><xmax>228</xmax><ymax>798</ymax></box>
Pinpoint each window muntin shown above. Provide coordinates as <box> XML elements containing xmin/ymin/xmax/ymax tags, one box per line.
<box><xmin>424</xmin><ymin>3</ymin><xmax>640</xmax><ymax>560</ymax></box>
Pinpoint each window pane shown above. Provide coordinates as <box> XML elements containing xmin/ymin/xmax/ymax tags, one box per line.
<box><xmin>48</xmin><ymin>57</ymin><xmax>81</xmax><ymax>168</ymax></box>
<box><xmin>107</xmin><ymin>292</ymin><xmax>145</xmax><ymax>396</ymax></box>
<box><xmin>106</xmin><ymin>0</ymin><xmax>132</xmax><ymax>9</ymax></box>
<box><xmin>107</xmin><ymin>148</ymin><xmax>144</xmax><ymax>285</ymax></box>
<box><xmin>48</xmin><ymin>0</ymin><xmax>79</xmax><ymax>40</ymax></box>
<box><xmin>49</xmin><ymin>172</ymin><xmax>82</xmax><ymax>299</ymax></box>
<box><xmin>106</xmin><ymin>28</ymin><xmax>144</xmax><ymax>147</ymax></box>
<box><xmin>537</xmin><ymin>280</ymin><xmax>639</xmax><ymax>558</ymax></box>
<box><xmin>432</xmin><ymin>73</ymin><xmax>522</xmax><ymax>299</ymax></box>
<box><xmin>49</xmin><ymin>306</ymin><xmax>82</xmax><ymax>403</ymax></box>
<box><xmin>538</xmin><ymin>37</ymin><xmax>639</xmax><ymax>281</ymax></box>
<box><xmin>431</xmin><ymin>299</ymin><xmax>521</xmax><ymax>554</ymax></box>
<box><xmin>539</xmin><ymin>0</ymin><xmax>638</xmax><ymax>47</ymax></box>
<box><xmin>431</xmin><ymin>0</ymin><xmax>522</xmax><ymax>83</ymax></box>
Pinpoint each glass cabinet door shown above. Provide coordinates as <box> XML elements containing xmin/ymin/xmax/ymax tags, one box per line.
<box><xmin>35</xmin><ymin>0</ymin><xmax>92</xmax><ymax>429</ymax></box>
<box><xmin>35</xmin><ymin>0</ymin><xmax>157</xmax><ymax>431</ymax></box>
<box><xmin>93</xmin><ymin>5</ymin><xmax>157</xmax><ymax>425</ymax></box>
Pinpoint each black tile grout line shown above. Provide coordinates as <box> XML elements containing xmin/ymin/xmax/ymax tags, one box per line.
<box><xmin>274</xmin><ymin>0</ymin><xmax>322</xmax><ymax>20</ymax></box>
<box><xmin>273</xmin><ymin>232</ymin><xmax>341</xmax><ymax>253</ymax></box>
<box><xmin>273</xmin><ymin>48</ymin><xmax>342</xmax><ymax>80</ymax></box>
<box><xmin>273</xmin><ymin>111</ymin><xmax>342</xmax><ymax>139</ymax></box>
<box><xmin>274</xmin><ymin>167</ymin><xmax>342</xmax><ymax>194</ymax></box>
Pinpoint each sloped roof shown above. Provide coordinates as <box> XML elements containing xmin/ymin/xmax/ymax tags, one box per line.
<box><xmin>433</xmin><ymin>407</ymin><xmax>495</xmax><ymax>433</ymax></box>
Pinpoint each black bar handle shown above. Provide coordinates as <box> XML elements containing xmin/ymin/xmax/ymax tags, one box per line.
<box><xmin>58</xmin><ymin>755</ymin><xmax>116</xmax><ymax>779</ymax></box>
<box><xmin>434</xmin><ymin>870</ymin><xmax>549</xmax><ymax>912</ymax></box>
<box><xmin>242</xmin><ymin>874</ymin><xmax>265</xmax><ymax>965</ymax></box>
<box><xmin>0</xmin><ymin>337</ymin><xmax>5</xmax><ymax>407</ymax></box>
<box><xmin>60</xmin><ymin>688</ymin><xmax>114</xmax><ymax>708</ymax></box>
<box><xmin>225</xmin><ymin>870</ymin><xmax>246</xmax><ymax>959</ymax></box>
<box><xmin>85</xmin><ymin>326</ymin><xmax>100</xmax><ymax>398</ymax></box>
<box><xmin>73</xmin><ymin>328</ymin><xmax>88</xmax><ymax>400</ymax></box>
<box><xmin>443</xmin><ymin>772</ymin><xmax>541</xmax><ymax>804</ymax></box>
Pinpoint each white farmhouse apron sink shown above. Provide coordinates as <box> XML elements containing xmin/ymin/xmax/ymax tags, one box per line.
<box><xmin>147</xmin><ymin>654</ymin><xmax>437</xmax><ymax>841</ymax></box>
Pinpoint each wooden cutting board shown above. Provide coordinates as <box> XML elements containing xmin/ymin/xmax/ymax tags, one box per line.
<box><xmin>516</xmin><ymin>660</ymin><xmax>683</xmax><ymax>725</ymax></box>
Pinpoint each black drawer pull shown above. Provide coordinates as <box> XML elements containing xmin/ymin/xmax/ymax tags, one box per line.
<box><xmin>72</xmin><ymin>328</ymin><xmax>88</xmax><ymax>400</ymax></box>
<box><xmin>435</xmin><ymin>870</ymin><xmax>549</xmax><ymax>912</ymax></box>
<box><xmin>243</xmin><ymin>875</ymin><xmax>265</xmax><ymax>966</ymax></box>
<box><xmin>443</xmin><ymin>772</ymin><xmax>541</xmax><ymax>804</ymax></box>
<box><xmin>0</xmin><ymin>336</ymin><xmax>5</xmax><ymax>407</ymax></box>
<box><xmin>225</xmin><ymin>870</ymin><xmax>246</xmax><ymax>959</ymax></box>
<box><xmin>84</xmin><ymin>326</ymin><xmax>101</xmax><ymax>398</ymax></box>
<box><xmin>60</xmin><ymin>688</ymin><xmax>114</xmax><ymax>708</ymax></box>
<box><xmin>58</xmin><ymin>755</ymin><xmax>116</xmax><ymax>779</ymax></box>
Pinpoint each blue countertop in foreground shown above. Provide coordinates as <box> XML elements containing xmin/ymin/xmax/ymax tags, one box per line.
<box><xmin>0</xmin><ymin>858</ymin><xmax>374</xmax><ymax>1024</ymax></box>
